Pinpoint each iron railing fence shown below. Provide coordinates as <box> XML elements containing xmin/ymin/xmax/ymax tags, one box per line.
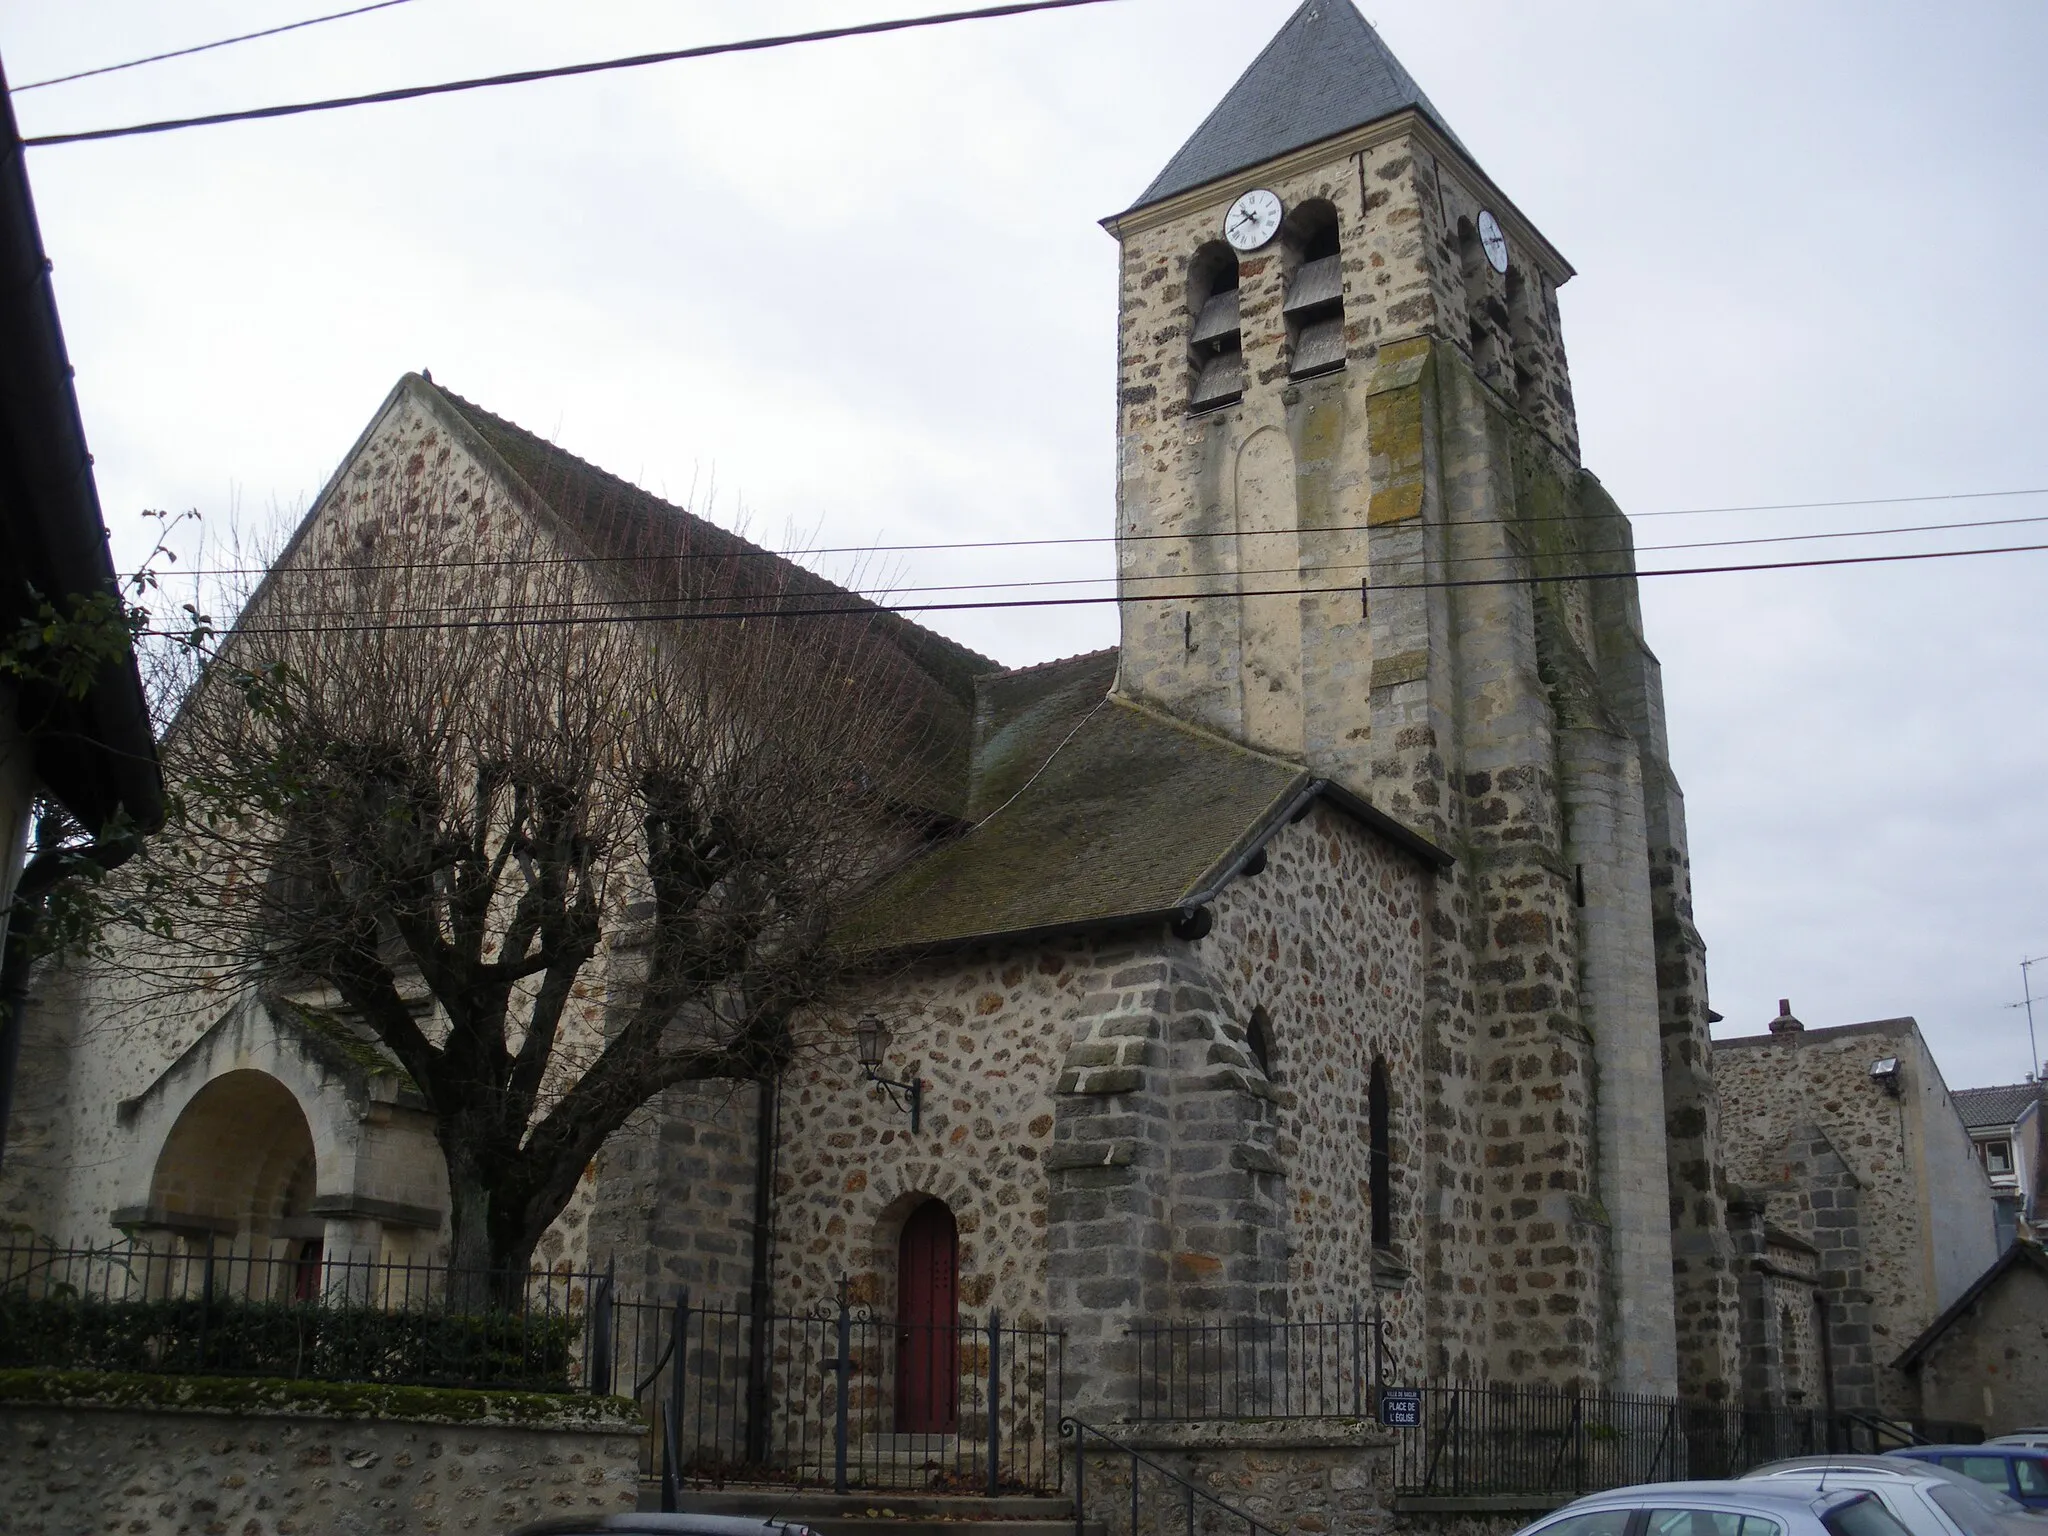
<box><xmin>1131</xmin><ymin>1307</ymin><xmax>1391</xmax><ymax>1421</ymax></box>
<box><xmin>1393</xmin><ymin>1386</ymin><xmax>1986</xmax><ymax>1498</ymax></box>
<box><xmin>0</xmin><ymin>1238</ymin><xmax>624</xmax><ymax>1392</ymax></box>
<box><xmin>624</xmin><ymin>1290</ymin><xmax>1065</xmax><ymax>1499</ymax></box>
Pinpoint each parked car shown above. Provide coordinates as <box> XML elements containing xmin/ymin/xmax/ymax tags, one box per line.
<box><xmin>1746</xmin><ymin>1458</ymin><xmax>2043</xmax><ymax>1523</ymax></box>
<box><xmin>1993</xmin><ymin>1438</ymin><xmax>2048</xmax><ymax>1454</ymax></box>
<box><xmin>1515</xmin><ymin>1481</ymin><xmax>1917</xmax><ymax>1536</ymax></box>
<box><xmin>1738</xmin><ymin>1465</ymin><xmax>2026</xmax><ymax>1536</ymax></box>
<box><xmin>1890</xmin><ymin>1450</ymin><xmax>2048</xmax><ymax>1512</ymax></box>
<box><xmin>512</xmin><ymin>1516</ymin><xmax>819</xmax><ymax>1536</ymax></box>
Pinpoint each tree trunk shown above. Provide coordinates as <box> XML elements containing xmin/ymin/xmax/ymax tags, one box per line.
<box><xmin>440</xmin><ymin>1137</ymin><xmax>535</xmax><ymax>1311</ymax></box>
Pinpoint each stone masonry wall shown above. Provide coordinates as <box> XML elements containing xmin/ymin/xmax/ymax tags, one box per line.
<box><xmin>9</xmin><ymin>382</ymin><xmax>614</xmax><ymax>1272</ymax></box>
<box><xmin>0</xmin><ymin>1397</ymin><xmax>641</xmax><ymax>1535</ymax></box>
<box><xmin>1715</xmin><ymin>1019</ymin><xmax>1998</xmax><ymax>1415</ymax></box>
<box><xmin>1909</xmin><ymin>1255</ymin><xmax>2048</xmax><ymax>1435</ymax></box>
<box><xmin>1078</xmin><ymin>1420</ymin><xmax>1537</xmax><ymax>1536</ymax></box>
<box><xmin>748</xmin><ymin>803</ymin><xmax>1434</xmax><ymax>1413</ymax></box>
<box><xmin>1107</xmin><ymin>102</ymin><xmax>1712</xmax><ymax>1394</ymax></box>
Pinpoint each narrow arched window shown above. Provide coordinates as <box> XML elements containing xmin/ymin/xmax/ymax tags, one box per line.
<box><xmin>1369</xmin><ymin>1057</ymin><xmax>1393</xmax><ymax>1249</ymax></box>
<box><xmin>1246</xmin><ymin>1006</ymin><xmax>1274</xmax><ymax>1077</ymax></box>
<box><xmin>1282</xmin><ymin>199</ymin><xmax>1345</xmax><ymax>379</ymax></box>
<box><xmin>1187</xmin><ymin>241</ymin><xmax>1244</xmax><ymax>412</ymax></box>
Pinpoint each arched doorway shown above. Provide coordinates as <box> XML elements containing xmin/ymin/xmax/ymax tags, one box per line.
<box><xmin>895</xmin><ymin>1199</ymin><xmax>959</xmax><ymax>1434</ymax></box>
<box><xmin>149</xmin><ymin>1069</ymin><xmax>322</xmax><ymax>1292</ymax></box>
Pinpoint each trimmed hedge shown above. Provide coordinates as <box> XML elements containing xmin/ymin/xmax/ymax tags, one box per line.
<box><xmin>0</xmin><ymin>1289</ymin><xmax>580</xmax><ymax>1391</ymax></box>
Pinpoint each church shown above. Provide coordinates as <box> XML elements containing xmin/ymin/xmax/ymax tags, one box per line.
<box><xmin>3</xmin><ymin>0</ymin><xmax>1750</xmax><ymax>1413</ymax></box>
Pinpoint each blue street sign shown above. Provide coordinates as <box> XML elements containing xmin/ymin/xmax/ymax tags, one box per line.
<box><xmin>1378</xmin><ymin>1387</ymin><xmax>1423</xmax><ymax>1428</ymax></box>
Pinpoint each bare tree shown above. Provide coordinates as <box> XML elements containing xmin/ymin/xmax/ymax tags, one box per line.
<box><xmin>113</xmin><ymin>450</ymin><xmax>960</xmax><ymax>1289</ymax></box>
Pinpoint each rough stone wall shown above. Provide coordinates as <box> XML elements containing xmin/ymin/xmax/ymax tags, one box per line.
<box><xmin>1716</xmin><ymin>1020</ymin><xmax>1999</xmax><ymax>1413</ymax></box>
<box><xmin>1907</xmin><ymin>1257</ymin><xmax>2048</xmax><ymax>1434</ymax></box>
<box><xmin>739</xmin><ymin>805</ymin><xmax>1434</xmax><ymax>1412</ymax></box>
<box><xmin>587</xmin><ymin>1080</ymin><xmax>762</xmax><ymax>1309</ymax></box>
<box><xmin>1078</xmin><ymin>1420</ymin><xmax>1538</xmax><ymax>1536</ymax></box>
<box><xmin>1105</xmin><ymin>105</ymin><xmax>1719</xmax><ymax>1395</ymax></box>
<box><xmin>5</xmin><ymin>383</ymin><xmax>617</xmax><ymax>1269</ymax></box>
<box><xmin>0</xmin><ymin>1402</ymin><xmax>641</xmax><ymax>1535</ymax></box>
<box><xmin>1197</xmin><ymin>803</ymin><xmax>1429</xmax><ymax>1345</ymax></box>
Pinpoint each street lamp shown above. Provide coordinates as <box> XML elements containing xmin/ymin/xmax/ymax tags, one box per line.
<box><xmin>854</xmin><ymin>1014</ymin><xmax>922</xmax><ymax>1133</ymax></box>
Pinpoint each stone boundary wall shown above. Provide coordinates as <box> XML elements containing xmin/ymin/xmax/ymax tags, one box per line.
<box><xmin>1078</xmin><ymin>1421</ymin><xmax>1552</xmax><ymax>1536</ymax></box>
<box><xmin>0</xmin><ymin>1373</ymin><xmax>642</xmax><ymax>1535</ymax></box>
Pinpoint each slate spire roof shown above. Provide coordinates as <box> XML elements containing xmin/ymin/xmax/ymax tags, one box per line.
<box><xmin>1131</xmin><ymin>0</ymin><xmax>1467</xmax><ymax>213</ymax></box>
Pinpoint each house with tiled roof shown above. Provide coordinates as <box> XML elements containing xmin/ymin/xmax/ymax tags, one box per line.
<box><xmin>5</xmin><ymin>0</ymin><xmax>1756</xmax><ymax>1424</ymax></box>
<box><xmin>1954</xmin><ymin>1081</ymin><xmax>2045</xmax><ymax>1248</ymax></box>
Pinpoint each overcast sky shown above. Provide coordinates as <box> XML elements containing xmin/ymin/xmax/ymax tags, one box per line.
<box><xmin>4</xmin><ymin>0</ymin><xmax>2044</xmax><ymax>1091</ymax></box>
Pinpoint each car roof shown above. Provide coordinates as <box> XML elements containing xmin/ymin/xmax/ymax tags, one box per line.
<box><xmin>1564</xmin><ymin>1482</ymin><xmax>1861</xmax><ymax>1513</ymax></box>
<box><xmin>511</xmin><ymin>1516</ymin><xmax>816</xmax><ymax>1536</ymax></box>
<box><xmin>1897</xmin><ymin>1447</ymin><xmax>2047</xmax><ymax>1459</ymax></box>
<box><xmin>1751</xmin><ymin>1459</ymin><xmax>1956</xmax><ymax>1478</ymax></box>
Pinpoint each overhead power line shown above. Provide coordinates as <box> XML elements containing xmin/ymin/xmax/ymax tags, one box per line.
<box><xmin>165</xmin><ymin>488</ymin><xmax>2048</xmax><ymax>583</ymax></box>
<box><xmin>9</xmin><ymin>1</ymin><xmax>416</xmax><ymax>94</ymax></box>
<box><xmin>198</xmin><ymin>512</ymin><xmax>2048</xmax><ymax>624</ymax></box>
<box><xmin>19</xmin><ymin>0</ymin><xmax>1125</xmax><ymax>148</ymax></box>
<box><xmin>190</xmin><ymin>538</ymin><xmax>2048</xmax><ymax>639</ymax></box>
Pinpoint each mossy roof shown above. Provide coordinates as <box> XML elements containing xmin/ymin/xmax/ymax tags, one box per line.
<box><xmin>841</xmin><ymin>683</ymin><xmax>1311</xmax><ymax>953</ymax></box>
<box><xmin>418</xmin><ymin>377</ymin><xmax>998</xmax><ymax>818</ymax></box>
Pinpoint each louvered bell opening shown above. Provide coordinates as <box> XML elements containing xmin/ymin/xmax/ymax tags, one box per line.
<box><xmin>1189</xmin><ymin>288</ymin><xmax>1241</xmax><ymax>348</ymax></box>
<box><xmin>1283</xmin><ymin>254</ymin><xmax>1343</xmax><ymax>316</ymax></box>
<box><xmin>1190</xmin><ymin>350</ymin><xmax>1245</xmax><ymax>411</ymax></box>
<box><xmin>1290</xmin><ymin>314</ymin><xmax>1347</xmax><ymax>377</ymax></box>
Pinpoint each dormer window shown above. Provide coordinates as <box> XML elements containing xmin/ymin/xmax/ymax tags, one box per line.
<box><xmin>1985</xmin><ymin>1138</ymin><xmax>2015</xmax><ymax>1176</ymax></box>
<box><xmin>1187</xmin><ymin>241</ymin><xmax>1244</xmax><ymax>412</ymax></box>
<box><xmin>1281</xmin><ymin>199</ymin><xmax>1345</xmax><ymax>379</ymax></box>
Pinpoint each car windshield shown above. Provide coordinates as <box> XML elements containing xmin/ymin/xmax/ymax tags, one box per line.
<box><xmin>1645</xmin><ymin>1509</ymin><xmax>1784</xmax><ymax>1536</ymax></box>
<box><xmin>1928</xmin><ymin>1484</ymin><xmax>2012</xmax><ymax>1536</ymax></box>
<box><xmin>1822</xmin><ymin>1495</ymin><xmax>1917</xmax><ymax>1536</ymax></box>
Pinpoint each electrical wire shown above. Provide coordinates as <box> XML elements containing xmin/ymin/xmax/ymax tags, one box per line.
<box><xmin>177</xmin><ymin>538</ymin><xmax>2048</xmax><ymax>639</ymax></box>
<box><xmin>19</xmin><ymin>0</ymin><xmax>1125</xmax><ymax>148</ymax></box>
<box><xmin>197</xmin><ymin>512</ymin><xmax>2048</xmax><ymax>625</ymax></box>
<box><xmin>9</xmin><ymin>2</ymin><xmax>416</xmax><ymax>94</ymax></box>
<box><xmin>163</xmin><ymin>489</ymin><xmax>2048</xmax><ymax>583</ymax></box>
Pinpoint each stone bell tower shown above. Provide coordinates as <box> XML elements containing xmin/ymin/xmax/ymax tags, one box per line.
<box><xmin>1102</xmin><ymin>0</ymin><xmax>1743</xmax><ymax>1396</ymax></box>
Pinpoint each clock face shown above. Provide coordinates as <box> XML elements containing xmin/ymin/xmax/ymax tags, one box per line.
<box><xmin>1477</xmin><ymin>210</ymin><xmax>1509</xmax><ymax>274</ymax></box>
<box><xmin>1225</xmin><ymin>188</ymin><xmax>1283</xmax><ymax>251</ymax></box>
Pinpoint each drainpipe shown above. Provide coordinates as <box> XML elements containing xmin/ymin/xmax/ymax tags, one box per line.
<box><xmin>743</xmin><ymin>1073</ymin><xmax>780</xmax><ymax>1464</ymax></box>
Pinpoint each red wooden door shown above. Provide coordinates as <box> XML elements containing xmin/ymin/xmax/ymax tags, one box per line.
<box><xmin>895</xmin><ymin>1201</ymin><xmax>959</xmax><ymax>1433</ymax></box>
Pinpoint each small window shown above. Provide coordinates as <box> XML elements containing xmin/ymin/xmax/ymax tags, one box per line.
<box><xmin>1187</xmin><ymin>242</ymin><xmax>1244</xmax><ymax>412</ymax></box>
<box><xmin>1820</xmin><ymin>1494</ymin><xmax>1916</xmax><ymax>1536</ymax></box>
<box><xmin>1940</xmin><ymin>1458</ymin><xmax>2015</xmax><ymax>1493</ymax></box>
<box><xmin>1369</xmin><ymin>1056</ymin><xmax>1393</xmax><ymax>1249</ymax></box>
<box><xmin>1281</xmin><ymin>199</ymin><xmax>1345</xmax><ymax>379</ymax></box>
<box><xmin>1646</xmin><ymin>1509</ymin><xmax>1784</xmax><ymax>1536</ymax></box>
<box><xmin>1530</xmin><ymin>1513</ymin><xmax>1632</xmax><ymax>1536</ymax></box>
<box><xmin>1245</xmin><ymin>1006</ymin><xmax>1274</xmax><ymax>1077</ymax></box>
<box><xmin>1984</xmin><ymin>1139</ymin><xmax>2014</xmax><ymax>1175</ymax></box>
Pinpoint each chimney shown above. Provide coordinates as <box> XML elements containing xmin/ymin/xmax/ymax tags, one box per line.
<box><xmin>1769</xmin><ymin>999</ymin><xmax>1804</xmax><ymax>1035</ymax></box>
